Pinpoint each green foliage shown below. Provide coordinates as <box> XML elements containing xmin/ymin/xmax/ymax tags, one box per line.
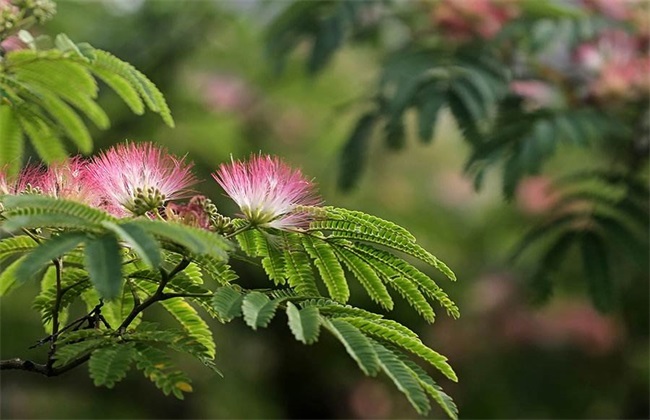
<box><xmin>0</xmin><ymin>33</ymin><xmax>173</xmax><ymax>167</ymax></box>
<box><xmin>88</xmin><ymin>343</ymin><xmax>136</xmax><ymax>388</ymax></box>
<box><xmin>265</xmin><ymin>1</ymin><xmax>370</xmax><ymax>75</ymax></box>
<box><xmin>0</xmin><ymin>11</ymin><xmax>462</xmax><ymax>412</ymax></box>
<box><xmin>241</xmin><ymin>291</ymin><xmax>280</xmax><ymax>330</ymax></box>
<box><xmin>0</xmin><ymin>105</ymin><xmax>23</xmax><ymax>175</ymax></box>
<box><xmin>513</xmin><ymin>171</ymin><xmax>649</xmax><ymax>310</ymax></box>
<box><xmin>262</xmin><ymin>0</ymin><xmax>648</xmax><ymax>327</ymax></box>
<box><xmin>212</xmin><ymin>286</ymin><xmax>244</xmax><ymax>322</ymax></box>
<box><xmin>466</xmin><ymin>101</ymin><xmax>618</xmax><ymax>197</ymax></box>
<box><xmin>302</xmin><ymin>235</ymin><xmax>349</xmax><ymax>303</ymax></box>
<box><xmin>133</xmin><ymin>344</ymin><xmax>193</xmax><ymax>399</ymax></box>
<box><xmin>14</xmin><ymin>231</ymin><xmax>86</xmax><ymax>283</ymax></box>
<box><xmin>231</xmin><ymin>207</ymin><xmax>459</xmax><ymax>324</ymax></box>
<box><xmin>321</xmin><ymin>316</ymin><xmax>380</xmax><ymax>376</ymax></box>
<box><xmin>133</xmin><ymin>219</ymin><xmax>231</xmax><ymax>261</ymax></box>
<box><xmin>84</xmin><ymin>233</ymin><xmax>123</xmax><ymax>300</ymax></box>
<box><xmin>53</xmin><ymin>330</ymin><xmax>113</xmax><ymax>368</ymax></box>
<box><xmin>337</xmin><ymin>45</ymin><xmax>509</xmax><ymax>190</ymax></box>
<box><xmin>102</xmin><ymin>221</ymin><xmax>162</xmax><ymax>268</ymax></box>
<box><xmin>136</xmin><ymin>281</ymin><xmax>215</xmax><ymax>359</ymax></box>
<box><xmin>286</xmin><ymin>301</ymin><xmax>320</xmax><ymax>344</ymax></box>
<box><xmin>407</xmin><ymin>364</ymin><xmax>459</xmax><ymax>420</ymax></box>
<box><xmin>0</xmin><ymin>195</ymin><xmax>115</xmax><ymax>230</ymax></box>
<box><xmin>372</xmin><ymin>341</ymin><xmax>431</xmax><ymax>415</ymax></box>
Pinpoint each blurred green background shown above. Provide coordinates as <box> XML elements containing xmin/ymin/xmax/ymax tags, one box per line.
<box><xmin>1</xmin><ymin>1</ymin><xmax>648</xmax><ymax>418</ymax></box>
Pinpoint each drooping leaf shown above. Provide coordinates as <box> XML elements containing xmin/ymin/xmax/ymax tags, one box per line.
<box><xmin>341</xmin><ymin>316</ymin><xmax>457</xmax><ymax>382</ymax></box>
<box><xmin>84</xmin><ymin>233</ymin><xmax>123</xmax><ymax>300</ymax></box>
<box><xmin>372</xmin><ymin>340</ymin><xmax>430</xmax><ymax>415</ymax></box>
<box><xmin>133</xmin><ymin>344</ymin><xmax>192</xmax><ymax>399</ymax></box>
<box><xmin>338</xmin><ymin>113</ymin><xmax>378</xmax><ymax>191</ymax></box>
<box><xmin>242</xmin><ymin>291</ymin><xmax>280</xmax><ymax>330</ymax></box>
<box><xmin>581</xmin><ymin>231</ymin><xmax>613</xmax><ymax>312</ymax></box>
<box><xmin>88</xmin><ymin>343</ymin><xmax>136</xmax><ymax>388</ymax></box>
<box><xmin>400</xmin><ymin>356</ymin><xmax>459</xmax><ymax>419</ymax></box>
<box><xmin>15</xmin><ymin>231</ymin><xmax>87</xmax><ymax>284</ymax></box>
<box><xmin>212</xmin><ymin>286</ymin><xmax>244</xmax><ymax>322</ymax></box>
<box><xmin>321</xmin><ymin>317</ymin><xmax>379</xmax><ymax>376</ymax></box>
<box><xmin>103</xmin><ymin>221</ymin><xmax>161</xmax><ymax>268</ymax></box>
<box><xmin>286</xmin><ymin>301</ymin><xmax>320</xmax><ymax>344</ymax></box>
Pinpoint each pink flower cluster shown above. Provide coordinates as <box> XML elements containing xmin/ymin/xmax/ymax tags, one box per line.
<box><xmin>1</xmin><ymin>142</ymin><xmax>322</xmax><ymax>232</ymax></box>
<box><xmin>431</xmin><ymin>0</ymin><xmax>519</xmax><ymax>41</ymax></box>
<box><xmin>575</xmin><ymin>29</ymin><xmax>650</xmax><ymax>101</ymax></box>
<box><xmin>1</xmin><ymin>142</ymin><xmax>195</xmax><ymax>217</ymax></box>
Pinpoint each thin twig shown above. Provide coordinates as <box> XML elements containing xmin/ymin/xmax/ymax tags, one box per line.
<box><xmin>3</xmin><ymin>258</ymin><xmax>193</xmax><ymax>377</ymax></box>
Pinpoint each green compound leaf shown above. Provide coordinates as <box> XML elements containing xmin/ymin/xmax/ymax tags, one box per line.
<box><xmin>340</xmin><ymin>316</ymin><xmax>457</xmax><ymax>382</ymax></box>
<box><xmin>332</xmin><ymin>245</ymin><xmax>394</xmax><ymax>311</ymax></box>
<box><xmin>302</xmin><ymin>235</ymin><xmax>349</xmax><ymax>303</ymax></box>
<box><xmin>0</xmin><ymin>255</ymin><xmax>28</xmax><ymax>296</ymax></box>
<box><xmin>135</xmin><ymin>281</ymin><xmax>215</xmax><ymax>359</ymax></box>
<box><xmin>212</xmin><ymin>286</ymin><xmax>244</xmax><ymax>322</ymax></box>
<box><xmin>134</xmin><ymin>219</ymin><xmax>232</xmax><ymax>261</ymax></box>
<box><xmin>372</xmin><ymin>341</ymin><xmax>430</xmax><ymax>415</ymax></box>
<box><xmin>0</xmin><ymin>105</ymin><xmax>23</xmax><ymax>175</ymax></box>
<box><xmin>242</xmin><ymin>291</ymin><xmax>280</xmax><ymax>330</ymax></box>
<box><xmin>321</xmin><ymin>317</ymin><xmax>379</xmax><ymax>376</ymax></box>
<box><xmin>286</xmin><ymin>301</ymin><xmax>320</xmax><ymax>344</ymax></box>
<box><xmin>401</xmin><ymin>356</ymin><xmax>459</xmax><ymax>420</ymax></box>
<box><xmin>133</xmin><ymin>344</ymin><xmax>193</xmax><ymax>400</ymax></box>
<box><xmin>88</xmin><ymin>343</ymin><xmax>136</xmax><ymax>388</ymax></box>
<box><xmin>0</xmin><ymin>235</ymin><xmax>38</xmax><ymax>264</ymax></box>
<box><xmin>282</xmin><ymin>233</ymin><xmax>321</xmax><ymax>297</ymax></box>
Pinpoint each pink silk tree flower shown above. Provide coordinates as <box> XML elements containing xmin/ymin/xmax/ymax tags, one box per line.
<box><xmin>0</xmin><ymin>164</ymin><xmax>45</xmax><ymax>195</ymax></box>
<box><xmin>165</xmin><ymin>195</ymin><xmax>213</xmax><ymax>230</ymax></box>
<box><xmin>213</xmin><ymin>155</ymin><xmax>321</xmax><ymax>230</ymax></box>
<box><xmin>37</xmin><ymin>157</ymin><xmax>101</xmax><ymax>206</ymax></box>
<box><xmin>86</xmin><ymin>142</ymin><xmax>196</xmax><ymax>217</ymax></box>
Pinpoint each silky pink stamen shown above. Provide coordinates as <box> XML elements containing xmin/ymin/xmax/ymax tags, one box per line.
<box><xmin>86</xmin><ymin>142</ymin><xmax>196</xmax><ymax>216</ymax></box>
<box><xmin>213</xmin><ymin>155</ymin><xmax>321</xmax><ymax>230</ymax></box>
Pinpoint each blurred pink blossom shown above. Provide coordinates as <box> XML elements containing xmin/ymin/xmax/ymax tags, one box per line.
<box><xmin>503</xmin><ymin>301</ymin><xmax>623</xmax><ymax>356</ymax></box>
<box><xmin>462</xmin><ymin>272</ymin><xmax>623</xmax><ymax>357</ymax></box>
<box><xmin>432</xmin><ymin>0</ymin><xmax>519</xmax><ymax>40</ymax></box>
<box><xmin>515</xmin><ymin>176</ymin><xmax>559</xmax><ymax>215</ymax></box>
<box><xmin>202</xmin><ymin>74</ymin><xmax>255</xmax><ymax>115</ymax></box>
<box><xmin>0</xmin><ymin>35</ymin><xmax>26</xmax><ymax>52</ymax></box>
<box><xmin>510</xmin><ymin>80</ymin><xmax>560</xmax><ymax>110</ymax></box>
<box><xmin>583</xmin><ymin>0</ymin><xmax>632</xmax><ymax>21</ymax></box>
<box><xmin>0</xmin><ymin>164</ymin><xmax>49</xmax><ymax>195</ymax></box>
<box><xmin>575</xmin><ymin>29</ymin><xmax>650</xmax><ymax>100</ymax></box>
<box><xmin>433</xmin><ymin>171</ymin><xmax>475</xmax><ymax>208</ymax></box>
<box><xmin>349</xmin><ymin>379</ymin><xmax>393</xmax><ymax>419</ymax></box>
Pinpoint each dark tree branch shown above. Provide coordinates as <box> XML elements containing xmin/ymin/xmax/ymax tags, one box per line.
<box><xmin>3</xmin><ymin>258</ymin><xmax>192</xmax><ymax>377</ymax></box>
<box><xmin>118</xmin><ymin>258</ymin><xmax>190</xmax><ymax>332</ymax></box>
<box><xmin>0</xmin><ymin>358</ymin><xmax>48</xmax><ymax>375</ymax></box>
